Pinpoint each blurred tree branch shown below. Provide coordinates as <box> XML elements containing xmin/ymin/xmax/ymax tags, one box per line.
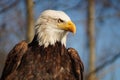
<box><xmin>98</xmin><ymin>64</ymin><xmax>120</xmax><ymax>79</ymax></box>
<box><xmin>0</xmin><ymin>0</ymin><xmax>20</xmax><ymax>14</ymax></box>
<box><xmin>97</xmin><ymin>13</ymin><xmax>120</xmax><ymax>20</ymax></box>
<box><xmin>87</xmin><ymin>53</ymin><xmax>120</xmax><ymax>78</ymax></box>
<box><xmin>87</xmin><ymin>0</ymin><xmax>96</xmax><ymax>80</ymax></box>
<box><xmin>25</xmin><ymin>0</ymin><xmax>34</xmax><ymax>43</ymax></box>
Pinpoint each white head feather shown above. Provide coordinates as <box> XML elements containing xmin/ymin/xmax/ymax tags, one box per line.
<box><xmin>35</xmin><ymin>10</ymin><xmax>72</xmax><ymax>47</ymax></box>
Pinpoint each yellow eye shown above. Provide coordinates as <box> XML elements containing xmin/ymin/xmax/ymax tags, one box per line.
<box><xmin>58</xmin><ymin>18</ymin><xmax>64</xmax><ymax>23</ymax></box>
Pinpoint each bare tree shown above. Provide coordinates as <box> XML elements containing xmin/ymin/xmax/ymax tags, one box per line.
<box><xmin>25</xmin><ymin>0</ymin><xmax>34</xmax><ymax>43</ymax></box>
<box><xmin>87</xmin><ymin>0</ymin><xmax>96</xmax><ymax>80</ymax></box>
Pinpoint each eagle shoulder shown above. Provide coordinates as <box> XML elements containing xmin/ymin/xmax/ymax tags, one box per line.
<box><xmin>67</xmin><ymin>48</ymin><xmax>84</xmax><ymax>80</ymax></box>
<box><xmin>1</xmin><ymin>40</ymin><xmax>28</xmax><ymax>79</ymax></box>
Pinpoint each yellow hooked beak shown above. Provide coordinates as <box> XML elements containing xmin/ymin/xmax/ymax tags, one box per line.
<box><xmin>57</xmin><ymin>21</ymin><xmax>76</xmax><ymax>34</ymax></box>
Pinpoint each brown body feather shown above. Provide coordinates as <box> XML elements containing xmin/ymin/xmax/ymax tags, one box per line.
<box><xmin>1</xmin><ymin>37</ymin><xmax>84</xmax><ymax>80</ymax></box>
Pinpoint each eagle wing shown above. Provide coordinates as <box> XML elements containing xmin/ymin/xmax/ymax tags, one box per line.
<box><xmin>1</xmin><ymin>41</ymin><xmax>28</xmax><ymax>79</ymax></box>
<box><xmin>68</xmin><ymin>48</ymin><xmax>84</xmax><ymax>80</ymax></box>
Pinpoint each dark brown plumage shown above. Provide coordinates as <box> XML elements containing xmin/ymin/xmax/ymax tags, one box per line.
<box><xmin>1</xmin><ymin>36</ymin><xmax>84</xmax><ymax>80</ymax></box>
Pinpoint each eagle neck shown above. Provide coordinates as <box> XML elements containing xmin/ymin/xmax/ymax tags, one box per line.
<box><xmin>35</xmin><ymin>25</ymin><xmax>68</xmax><ymax>48</ymax></box>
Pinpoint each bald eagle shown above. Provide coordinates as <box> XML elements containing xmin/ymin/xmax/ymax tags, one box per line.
<box><xmin>1</xmin><ymin>10</ymin><xmax>84</xmax><ymax>80</ymax></box>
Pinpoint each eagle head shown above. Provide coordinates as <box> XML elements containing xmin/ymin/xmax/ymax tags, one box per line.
<box><xmin>35</xmin><ymin>10</ymin><xmax>76</xmax><ymax>47</ymax></box>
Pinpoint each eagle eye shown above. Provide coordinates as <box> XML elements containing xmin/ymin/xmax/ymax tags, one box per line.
<box><xmin>58</xmin><ymin>18</ymin><xmax>64</xmax><ymax>23</ymax></box>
